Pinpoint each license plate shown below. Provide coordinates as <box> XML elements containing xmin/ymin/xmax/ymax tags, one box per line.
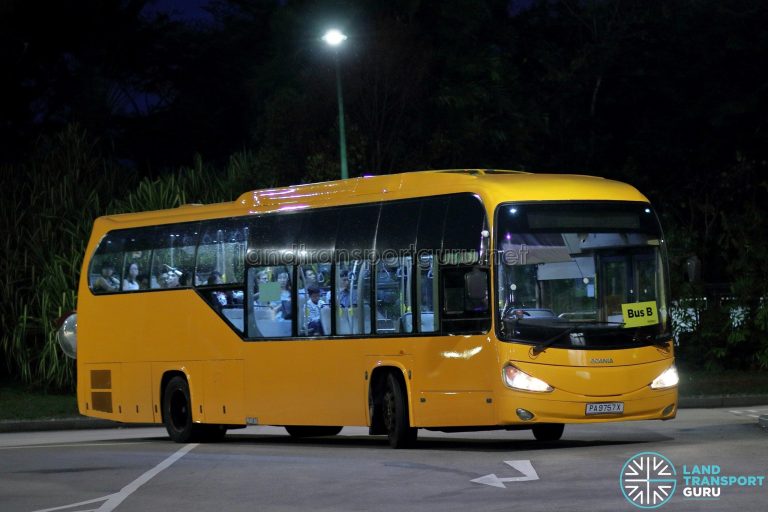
<box><xmin>585</xmin><ymin>402</ymin><xmax>624</xmax><ymax>415</ymax></box>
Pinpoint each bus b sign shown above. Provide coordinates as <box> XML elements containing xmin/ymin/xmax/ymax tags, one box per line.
<box><xmin>621</xmin><ymin>301</ymin><xmax>659</xmax><ymax>328</ymax></box>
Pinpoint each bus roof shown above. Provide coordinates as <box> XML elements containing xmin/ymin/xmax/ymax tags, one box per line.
<box><xmin>96</xmin><ymin>169</ymin><xmax>649</xmax><ymax>228</ymax></box>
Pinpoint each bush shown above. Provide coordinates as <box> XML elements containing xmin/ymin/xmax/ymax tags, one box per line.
<box><xmin>0</xmin><ymin>127</ymin><xmax>275</xmax><ymax>390</ymax></box>
<box><xmin>0</xmin><ymin>125</ymin><xmax>122</xmax><ymax>389</ymax></box>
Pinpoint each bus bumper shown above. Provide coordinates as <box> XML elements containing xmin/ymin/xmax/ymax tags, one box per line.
<box><xmin>495</xmin><ymin>387</ymin><xmax>678</xmax><ymax>425</ymax></box>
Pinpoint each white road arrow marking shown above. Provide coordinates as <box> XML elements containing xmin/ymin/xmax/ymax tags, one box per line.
<box><xmin>471</xmin><ymin>460</ymin><xmax>540</xmax><ymax>488</ymax></box>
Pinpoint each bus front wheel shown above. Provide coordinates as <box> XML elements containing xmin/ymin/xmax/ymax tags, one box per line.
<box><xmin>382</xmin><ymin>373</ymin><xmax>417</xmax><ymax>449</ymax></box>
<box><xmin>532</xmin><ymin>423</ymin><xmax>564</xmax><ymax>442</ymax></box>
<box><xmin>163</xmin><ymin>376</ymin><xmax>227</xmax><ymax>443</ymax></box>
<box><xmin>163</xmin><ymin>376</ymin><xmax>195</xmax><ymax>443</ymax></box>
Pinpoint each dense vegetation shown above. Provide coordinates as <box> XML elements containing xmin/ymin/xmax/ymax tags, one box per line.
<box><xmin>1</xmin><ymin>0</ymin><xmax>767</xmax><ymax>389</ymax></box>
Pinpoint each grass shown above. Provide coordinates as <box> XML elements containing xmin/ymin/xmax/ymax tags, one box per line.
<box><xmin>0</xmin><ymin>382</ymin><xmax>79</xmax><ymax>421</ymax></box>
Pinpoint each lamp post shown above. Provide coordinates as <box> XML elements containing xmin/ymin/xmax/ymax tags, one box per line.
<box><xmin>322</xmin><ymin>29</ymin><xmax>348</xmax><ymax>180</ymax></box>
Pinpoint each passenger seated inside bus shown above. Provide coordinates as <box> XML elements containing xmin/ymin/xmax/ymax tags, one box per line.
<box><xmin>92</xmin><ymin>262</ymin><xmax>120</xmax><ymax>293</ymax></box>
<box><xmin>252</xmin><ymin>270</ymin><xmax>270</xmax><ymax>301</ymax></box>
<box><xmin>207</xmin><ymin>271</ymin><xmax>232</xmax><ymax>306</ymax></box>
<box><xmin>272</xmin><ymin>271</ymin><xmax>292</xmax><ymax>319</ymax></box>
<box><xmin>304</xmin><ymin>286</ymin><xmax>326</xmax><ymax>335</ymax></box>
<box><xmin>299</xmin><ymin>267</ymin><xmax>331</xmax><ymax>298</ymax></box>
<box><xmin>158</xmin><ymin>266</ymin><xmax>181</xmax><ymax>288</ymax></box>
<box><xmin>337</xmin><ymin>270</ymin><xmax>352</xmax><ymax>307</ymax></box>
<box><xmin>122</xmin><ymin>263</ymin><xmax>140</xmax><ymax>291</ymax></box>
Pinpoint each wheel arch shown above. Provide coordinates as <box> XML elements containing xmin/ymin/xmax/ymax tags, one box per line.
<box><xmin>160</xmin><ymin>369</ymin><xmax>195</xmax><ymax>423</ymax></box>
<box><xmin>368</xmin><ymin>363</ymin><xmax>414</xmax><ymax>433</ymax></box>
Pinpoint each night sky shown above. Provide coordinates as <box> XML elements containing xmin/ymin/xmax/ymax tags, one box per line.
<box><xmin>144</xmin><ymin>0</ymin><xmax>214</xmax><ymax>22</ymax></box>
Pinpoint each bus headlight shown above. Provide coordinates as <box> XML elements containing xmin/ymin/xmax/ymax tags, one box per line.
<box><xmin>56</xmin><ymin>312</ymin><xmax>77</xmax><ymax>359</ymax></box>
<box><xmin>650</xmin><ymin>365</ymin><xmax>678</xmax><ymax>390</ymax></box>
<box><xmin>503</xmin><ymin>365</ymin><xmax>553</xmax><ymax>393</ymax></box>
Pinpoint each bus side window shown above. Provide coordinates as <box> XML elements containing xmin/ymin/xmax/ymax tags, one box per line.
<box><xmin>121</xmin><ymin>229</ymin><xmax>153</xmax><ymax>291</ymax></box>
<box><xmin>89</xmin><ymin>234</ymin><xmax>124</xmax><ymax>294</ymax></box>
<box><xmin>247</xmin><ymin>266</ymin><xmax>293</xmax><ymax>338</ymax></box>
<box><xmin>195</xmin><ymin>222</ymin><xmax>247</xmax><ymax>287</ymax></box>
<box><xmin>415</xmin><ymin>197</ymin><xmax>449</xmax><ymax>333</ymax></box>
<box><xmin>150</xmin><ymin>225</ymin><xmax>198</xmax><ymax>289</ymax></box>
<box><xmin>335</xmin><ymin>260</ymin><xmax>372</xmax><ymax>335</ymax></box>
<box><xmin>298</xmin><ymin>264</ymin><xmax>331</xmax><ymax>337</ymax></box>
<box><xmin>334</xmin><ymin>203</ymin><xmax>378</xmax><ymax>336</ymax></box>
<box><xmin>195</xmin><ymin>224</ymin><xmax>248</xmax><ymax>334</ymax></box>
<box><xmin>440</xmin><ymin>266</ymin><xmax>491</xmax><ymax>334</ymax></box>
<box><xmin>416</xmin><ymin>253</ymin><xmax>438</xmax><ymax>333</ymax></box>
<box><xmin>375</xmin><ymin>257</ymin><xmax>413</xmax><ymax>334</ymax></box>
<box><xmin>375</xmin><ymin>200</ymin><xmax>419</xmax><ymax>335</ymax></box>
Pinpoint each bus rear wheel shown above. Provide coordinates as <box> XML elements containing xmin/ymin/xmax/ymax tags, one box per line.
<box><xmin>285</xmin><ymin>426</ymin><xmax>343</xmax><ymax>438</ymax></box>
<box><xmin>532</xmin><ymin>423</ymin><xmax>564</xmax><ymax>442</ymax></box>
<box><xmin>382</xmin><ymin>373</ymin><xmax>417</xmax><ymax>449</ymax></box>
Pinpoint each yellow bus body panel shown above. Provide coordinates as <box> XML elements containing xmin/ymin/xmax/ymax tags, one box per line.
<box><xmin>75</xmin><ymin>170</ymin><xmax>674</xmax><ymax>430</ymax></box>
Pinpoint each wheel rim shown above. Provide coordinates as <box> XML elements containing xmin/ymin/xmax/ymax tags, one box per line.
<box><xmin>169</xmin><ymin>389</ymin><xmax>189</xmax><ymax>432</ymax></box>
<box><xmin>383</xmin><ymin>390</ymin><xmax>396</xmax><ymax>433</ymax></box>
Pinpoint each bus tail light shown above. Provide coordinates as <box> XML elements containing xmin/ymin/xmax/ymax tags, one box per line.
<box><xmin>650</xmin><ymin>365</ymin><xmax>679</xmax><ymax>390</ymax></box>
<box><xmin>503</xmin><ymin>365</ymin><xmax>553</xmax><ymax>393</ymax></box>
<box><xmin>56</xmin><ymin>312</ymin><xmax>77</xmax><ymax>359</ymax></box>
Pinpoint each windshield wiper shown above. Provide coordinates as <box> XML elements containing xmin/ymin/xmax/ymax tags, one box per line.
<box><xmin>634</xmin><ymin>331</ymin><xmax>673</xmax><ymax>347</ymax></box>
<box><xmin>531</xmin><ymin>326</ymin><xmax>576</xmax><ymax>355</ymax></box>
<box><xmin>531</xmin><ymin>321</ymin><xmax>625</xmax><ymax>355</ymax></box>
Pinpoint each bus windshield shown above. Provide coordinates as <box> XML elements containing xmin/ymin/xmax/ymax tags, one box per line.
<box><xmin>495</xmin><ymin>202</ymin><xmax>670</xmax><ymax>349</ymax></box>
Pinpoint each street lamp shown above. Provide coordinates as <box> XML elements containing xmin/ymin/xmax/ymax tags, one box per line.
<box><xmin>322</xmin><ymin>29</ymin><xmax>349</xmax><ymax>180</ymax></box>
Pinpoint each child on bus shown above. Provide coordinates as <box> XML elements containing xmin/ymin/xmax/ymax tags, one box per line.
<box><xmin>305</xmin><ymin>286</ymin><xmax>325</xmax><ymax>335</ymax></box>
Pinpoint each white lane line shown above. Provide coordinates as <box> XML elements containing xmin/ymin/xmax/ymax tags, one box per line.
<box><xmin>31</xmin><ymin>443</ymin><xmax>198</xmax><ymax>512</ymax></box>
<box><xmin>96</xmin><ymin>443</ymin><xmax>198</xmax><ymax>511</ymax></box>
<box><xmin>31</xmin><ymin>495</ymin><xmax>115</xmax><ymax>512</ymax></box>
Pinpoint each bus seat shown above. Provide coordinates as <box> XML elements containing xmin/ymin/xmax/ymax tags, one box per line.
<box><xmin>222</xmin><ymin>307</ymin><xmax>244</xmax><ymax>332</ymax></box>
<box><xmin>399</xmin><ymin>312</ymin><xmax>434</xmax><ymax>333</ymax></box>
<box><xmin>340</xmin><ymin>304</ymin><xmax>372</xmax><ymax>335</ymax></box>
<box><xmin>420</xmin><ymin>312</ymin><xmax>434</xmax><ymax>332</ymax></box>
<box><xmin>320</xmin><ymin>306</ymin><xmax>331</xmax><ymax>335</ymax></box>
<box><xmin>253</xmin><ymin>305</ymin><xmax>274</xmax><ymax>320</ymax></box>
<box><xmin>257</xmin><ymin>319</ymin><xmax>291</xmax><ymax>338</ymax></box>
<box><xmin>336</xmin><ymin>308</ymin><xmax>352</xmax><ymax>335</ymax></box>
<box><xmin>376</xmin><ymin>316</ymin><xmax>397</xmax><ymax>334</ymax></box>
<box><xmin>401</xmin><ymin>312</ymin><xmax>413</xmax><ymax>333</ymax></box>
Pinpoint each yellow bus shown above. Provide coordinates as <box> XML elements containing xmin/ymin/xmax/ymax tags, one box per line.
<box><xmin>57</xmin><ymin>169</ymin><xmax>678</xmax><ymax>448</ymax></box>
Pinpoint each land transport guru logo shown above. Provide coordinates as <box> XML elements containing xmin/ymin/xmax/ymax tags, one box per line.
<box><xmin>619</xmin><ymin>451</ymin><xmax>766</xmax><ymax>509</ymax></box>
<box><xmin>620</xmin><ymin>452</ymin><xmax>677</xmax><ymax>509</ymax></box>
